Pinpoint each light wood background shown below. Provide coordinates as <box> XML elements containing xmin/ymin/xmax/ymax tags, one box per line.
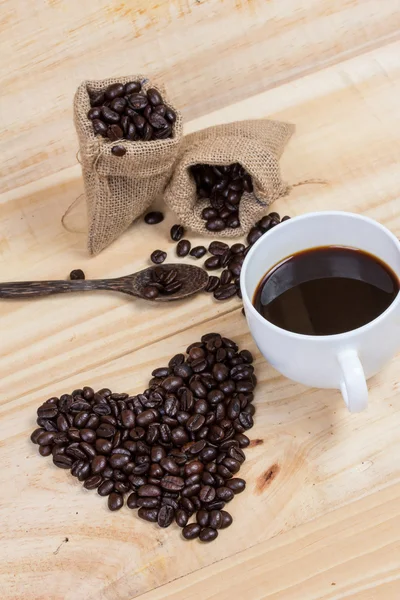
<box><xmin>1</xmin><ymin>2</ymin><xmax>400</xmax><ymax>599</ymax></box>
<box><xmin>2</xmin><ymin>0</ymin><xmax>400</xmax><ymax>192</ymax></box>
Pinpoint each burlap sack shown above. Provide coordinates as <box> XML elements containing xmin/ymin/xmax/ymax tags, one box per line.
<box><xmin>74</xmin><ymin>75</ymin><xmax>183</xmax><ymax>254</ymax></box>
<box><xmin>164</xmin><ymin>119</ymin><xmax>294</xmax><ymax>237</ymax></box>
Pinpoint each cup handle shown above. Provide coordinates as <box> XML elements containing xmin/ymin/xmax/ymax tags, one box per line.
<box><xmin>337</xmin><ymin>349</ymin><xmax>368</xmax><ymax>412</ymax></box>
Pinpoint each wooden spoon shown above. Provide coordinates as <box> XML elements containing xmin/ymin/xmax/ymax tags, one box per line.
<box><xmin>0</xmin><ymin>264</ymin><xmax>209</xmax><ymax>303</ymax></box>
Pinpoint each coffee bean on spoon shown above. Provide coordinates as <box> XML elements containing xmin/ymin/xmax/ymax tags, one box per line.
<box><xmin>143</xmin><ymin>286</ymin><xmax>159</xmax><ymax>299</ymax></box>
<box><xmin>145</xmin><ymin>211</ymin><xmax>164</xmax><ymax>225</ymax></box>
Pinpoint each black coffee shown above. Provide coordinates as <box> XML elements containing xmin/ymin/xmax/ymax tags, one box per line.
<box><xmin>253</xmin><ymin>246</ymin><xmax>399</xmax><ymax>335</ymax></box>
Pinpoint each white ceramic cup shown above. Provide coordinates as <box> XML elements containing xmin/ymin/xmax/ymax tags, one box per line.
<box><xmin>240</xmin><ymin>211</ymin><xmax>400</xmax><ymax>412</ymax></box>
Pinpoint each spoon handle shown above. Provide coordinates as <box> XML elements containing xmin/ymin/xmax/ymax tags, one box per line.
<box><xmin>0</xmin><ymin>279</ymin><xmax>115</xmax><ymax>299</ymax></box>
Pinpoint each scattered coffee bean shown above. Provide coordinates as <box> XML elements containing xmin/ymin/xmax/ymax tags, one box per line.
<box><xmin>170</xmin><ymin>224</ymin><xmax>184</xmax><ymax>242</ymax></box>
<box><xmin>111</xmin><ymin>145</ymin><xmax>126</xmax><ymax>157</ymax></box>
<box><xmin>205</xmin><ymin>276</ymin><xmax>220</xmax><ymax>293</ymax></box>
<box><xmin>150</xmin><ymin>250</ymin><xmax>167</xmax><ymax>264</ymax></box>
<box><xmin>145</xmin><ymin>211</ymin><xmax>164</xmax><ymax>225</ymax></box>
<box><xmin>213</xmin><ymin>284</ymin><xmax>237</xmax><ymax>301</ymax></box>
<box><xmin>190</xmin><ymin>246</ymin><xmax>207</xmax><ymax>259</ymax></box>
<box><xmin>204</xmin><ymin>256</ymin><xmax>221</xmax><ymax>271</ymax></box>
<box><xmin>176</xmin><ymin>239</ymin><xmax>191</xmax><ymax>257</ymax></box>
<box><xmin>70</xmin><ymin>269</ymin><xmax>85</xmax><ymax>280</ymax></box>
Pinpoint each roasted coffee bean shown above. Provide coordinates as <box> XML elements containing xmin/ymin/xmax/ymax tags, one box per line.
<box><xmin>205</xmin><ymin>276</ymin><xmax>220</xmax><ymax>293</ymax></box>
<box><xmin>199</xmin><ymin>527</ymin><xmax>218</xmax><ymax>542</ymax></box>
<box><xmin>138</xmin><ymin>507</ymin><xmax>159</xmax><ymax>522</ymax></box>
<box><xmin>105</xmin><ymin>83</ymin><xmax>124</xmax><ymax>100</ymax></box>
<box><xmin>247</xmin><ymin>226</ymin><xmax>263</xmax><ymax>245</ymax></box>
<box><xmin>150</xmin><ymin>250</ymin><xmax>167</xmax><ymax>264</ymax></box>
<box><xmin>175</xmin><ymin>509</ymin><xmax>189</xmax><ymax>527</ymax></box>
<box><xmin>145</xmin><ymin>211</ymin><xmax>164</xmax><ymax>225</ymax></box>
<box><xmin>209</xmin><ymin>510</ymin><xmax>223</xmax><ymax>529</ymax></box>
<box><xmin>143</xmin><ymin>286</ymin><xmax>159</xmax><ymax>300</ymax></box>
<box><xmin>219</xmin><ymin>510</ymin><xmax>233</xmax><ymax>529</ymax></box>
<box><xmin>157</xmin><ymin>504</ymin><xmax>174</xmax><ymax>528</ymax></box>
<box><xmin>111</xmin><ymin>144</ymin><xmax>126</xmax><ymax>157</ymax></box>
<box><xmin>170</xmin><ymin>224</ymin><xmax>184</xmax><ymax>242</ymax></box>
<box><xmin>84</xmin><ymin>475</ymin><xmax>103</xmax><ymax>490</ymax></box>
<box><xmin>98</xmin><ymin>479</ymin><xmax>114</xmax><ymax>496</ymax></box>
<box><xmin>216</xmin><ymin>486</ymin><xmax>235</xmax><ymax>502</ymax></box>
<box><xmin>127</xmin><ymin>492</ymin><xmax>139</xmax><ymax>509</ymax></box>
<box><xmin>137</xmin><ymin>497</ymin><xmax>160</xmax><ymax>508</ymax></box>
<box><xmin>124</xmin><ymin>81</ymin><xmax>141</xmax><ymax>95</ymax></box>
<box><xmin>37</xmin><ymin>431</ymin><xmax>56</xmax><ymax>446</ymax></box>
<box><xmin>226</xmin><ymin>478</ymin><xmax>246</xmax><ymax>494</ymax></box>
<box><xmin>165</xmin><ymin>108</ymin><xmax>176</xmax><ymax>123</ymax></box>
<box><xmin>68</xmin><ymin>268</ymin><xmax>86</xmax><ymax>282</ymax></box>
<box><xmin>110</xmin><ymin>97</ymin><xmax>127</xmax><ymax>113</ymax></box>
<box><xmin>190</xmin><ymin>245</ymin><xmax>207</xmax><ymax>259</ymax></box>
<box><xmin>128</xmin><ymin>93</ymin><xmax>148</xmax><ymax>110</ymax></box>
<box><xmin>148</xmin><ymin>112</ymin><xmax>167</xmax><ymax>129</ymax></box>
<box><xmin>161</xmin><ymin>475</ymin><xmax>185</xmax><ymax>491</ymax></box>
<box><xmin>39</xmin><ymin>445</ymin><xmax>52</xmax><ymax>457</ymax></box>
<box><xmin>107</xmin><ymin>492</ymin><xmax>124</xmax><ymax>511</ymax></box>
<box><xmin>199</xmin><ymin>485</ymin><xmax>216</xmax><ymax>503</ymax></box>
<box><xmin>160</xmin><ymin>457</ymin><xmax>180</xmax><ymax>475</ymax></box>
<box><xmin>238</xmin><ymin>412</ymin><xmax>253</xmax><ymax>429</ymax></box>
<box><xmin>206</xmin><ymin>218</ymin><xmax>226</xmax><ymax>231</ymax></box>
<box><xmin>95</xmin><ymin>438</ymin><xmax>112</xmax><ymax>454</ymax></box>
<box><xmin>176</xmin><ymin>239</ymin><xmax>191</xmax><ymax>257</ymax></box>
<box><xmin>220</xmin><ymin>269</ymin><xmax>232</xmax><ymax>285</ymax></box>
<box><xmin>101</xmin><ymin>106</ymin><xmax>120</xmax><ymax>124</ymax></box>
<box><xmin>182</xmin><ymin>523</ymin><xmax>201</xmax><ymax>540</ymax></box>
<box><xmin>92</xmin><ymin>119</ymin><xmax>108</xmax><ymax>136</ymax></box>
<box><xmin>214</xmin><ymin>283</ymin><xmax>237</xmax><ymax>301</ymax></box>
<box><xmin>204</xmin><ymin>256</ymin><xmax>221</xmax><ymax>270</ymax></box>
<box><xmin>88</xmin><ymin>107</ymin><xmax>102</xmax><ymax>120</ymax></box>
<box><xmin>31</xmin><ymin>428</ymin><xmax>45</xmax><ymax>444</ymax></box>
<box><xmin>208</xmin><ymin>241</ymin><xmax>229</xmax><ymax>256</ymax></box>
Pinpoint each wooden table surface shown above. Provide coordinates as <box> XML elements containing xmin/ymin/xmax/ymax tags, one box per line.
<box><xmin>2</xmin><ymin>39</ymin><xmax>400</xmax><ymax>600</ymax></box>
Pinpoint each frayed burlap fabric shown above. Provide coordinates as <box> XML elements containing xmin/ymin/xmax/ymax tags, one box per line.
<box><xmin>74</xmin><ymin>76</ymin><xmax>183</xmax><ymax>254</ymax></box>
<box><xmin>164</xmin><ymin>119</ymin><xmax>294</xmax><ymax>237</ymax></box>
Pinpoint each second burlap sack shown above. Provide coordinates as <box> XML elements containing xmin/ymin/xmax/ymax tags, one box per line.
<box><xmin>74</xmin><ymin>75</ymin><xmax>183</xmax><ymax>255</ymax></box>
<box><xmin>164</xmin><ymin>119</ymin><xmax>294</xmax><ymax>237</ymax></box>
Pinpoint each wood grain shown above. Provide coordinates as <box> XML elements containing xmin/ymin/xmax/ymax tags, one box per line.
<box><xmin>1</xmin><ymin>0</ymin><xmax>400</xmax><ymax>192</ymax></box>
<box><xmin>1</xmin><ymin>31</ymin><xmax>400</xmax><ymax>600</ymax></box>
